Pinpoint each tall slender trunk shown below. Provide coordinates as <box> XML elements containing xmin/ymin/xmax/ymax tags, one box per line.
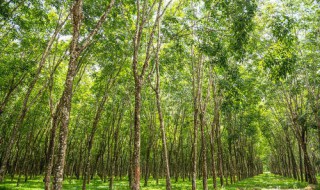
<box><xmin>153</xmin><ymin>19</ymin><xmax>171</xmax><ymax>190</ymax></box>
<box><xmin>155</xmin><ymin>74</ymin><xmax>172</xmax><ymax>190</ymax></box>
<box><xmin>131</xmin><ymin>0</ymin><xmax>168</xmax><ymax>188</ymax></box>
<box><xmin>110</xmin><ymin>109</ymin><xmax>122</xmax><ymax>190</ymax></box>
<box><xmin>298</xmin><ymin>144</ymin><xmax>303</xmax><ymax>181</ymax></box>
<box><xmin>128</xmin><ymin>120</ymin><xmax>134</xmax><ymax>188</ymax></box>
<box><xmin>213</xmin><ymin>88</ymin><xmax>223</xmax><ymax>186</ymax></box>
<box><xmin>300</xmin><ymin>135</ymin><xmax>317</xmax><ymax>184</ymax></box>
<box><xmin>52</xmin><ymin>1</ymin><xmax>82</xmax><ymax>188</ymax></box>
<box><xmin>216</xmin><ymin>114</ymin><xmax>224</xmax><ymax>186</ymax></box>
<box><xmin>132</xmin><ymin>82</ymin><xmax>142</xmax><ymax>190</ymax></box>
<box><xmin>286</xmin><ymin>135</ymin><xmax>297</xmax><ymax>179</ymax></box>
<box><xmin>198</xmin><ymin>60</ymin><xmax>210</xmax><ymax>190</ymax></box>
<box><xmin>199</xmin><ymin>112</ymin><xmax>208</xmax><ymax>190</ymax></box>
<box><xmin>44</xmin><ymin>110</ymin><xmax>60</xmax><ymax>190</ymax></box>
<box><xmin>83</xmin><ymin>86</ymin><xmax>110</xmax><ymax>190</ymax></box>
<box><xmin>44</xmin><ymin>49</ymin><xmax>68</xmax><ymax>190</ymax></box>
<box><xmin>52</xmin><ymin>57</ymin><xmax>77</xmax><ymax>190</ymax></box>
<box><xmin>144</xmin><ymin>139</ymin><xmax>152</xmax><ymax>187</ymax></box>
<box><xmin>210</xmin><ymin>76</ymin><xmax>218</xmax><ymax>189</ymax></box>
<box><xmin>191</xmin><ymin>75</ymin><xmax>199</xmax><ymax>190</ymax></box>
<box><xmin>51</xmin><ymin>0</ymin><xmax>114</xmax><ymax>188</ymax></box>
<box><xmin>210</xmin><ymin>122</ymin><xmax>217</xmax><ymax>189</ymax></box>
<box><xmin>17</xmin><ymin>130</ymin><xmax>33</xmax><ymax>186</ymax></box>
<box><xmin>143</xmin><ymin>111</ymin><xmax>155</xmax><ymax>187</ymax></box>
<box><xmin>227</xmin><ymin>115</ymin><xmax>235</xmax><ymax>184</ymax></box>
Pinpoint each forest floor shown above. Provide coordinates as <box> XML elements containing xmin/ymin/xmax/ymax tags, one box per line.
<box><xmin>0</xmin><ymin>173</ymin><xmax>316</xmax><ymax>190</ymax></box>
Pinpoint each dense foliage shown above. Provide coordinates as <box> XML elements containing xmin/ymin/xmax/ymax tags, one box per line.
<box><xmin>0</xmin><ymin>0</ymin><xmax>319</xmax><ymax>189</ymax></box>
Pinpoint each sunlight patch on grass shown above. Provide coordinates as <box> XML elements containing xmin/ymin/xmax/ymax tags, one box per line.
<box><xmin>0</xmin><ymin>173</ymin><xmax>308</xmax><ymax>190</ymax></box>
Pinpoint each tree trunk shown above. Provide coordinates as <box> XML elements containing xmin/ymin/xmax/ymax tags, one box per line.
<box><xmin>44</xmin><ymin>106</ymin><xmax>60</xmax><ymax>190</ymax></box>
<box><xmin>52</xmin><ymin>1</ymin><xmax>82</xmax><ymax>188</ymax></box>
<box><xmin>130</xmin><ymin>0</ymin><xmax>167</xmax><ymax>188</ymax></box>
<box><xmin>216</xmin><ymin>123</ymin><xmax>224</xmax><ymax>187</ymax></box>
<box><xmin>210</xmin><ymin>122</ymin><xmax>217</xmax><ymax>189</ymax></box>
<box><xmin>152</xmin><ymin>20</ymin><xmax>172</xmax><ymax>190</ymax></box>
<box><xmin>51</xmin><ymin>0</ymin><xmax>115</xmax><ymax>188</ymax></box>
<box><xmin>298</xmin><ymin>141</ymin><xmax>303</xmax><ymax>181</ymax></box>
<box><xmin>132</xmin><ymin>82</ymin><xmax>142</xmax><ymax>190</ymax></box>
<box><xmin>83</xmin><ymin>86</ymin><xmax>110</xmax><ymax>190</ymax></box>
<box><xmin>128</xmin><ymin>120</ymin><xmax>134</xmax><ymax>188</ymax></box>
<box><xmin>200</xmin><ymin>112</ymin><xmax>208</xmax><ymax>190</ymax></box>
<box><xmin>144</xmin><ymin>140</ymin><xmax>152</xmax><ymax>187</ymax></box>
<box><xmin>300</xmin><ymin>135</ymin><xmax>317</xmax><ymax>184</ymax></box>
<box><xmin>191</xmin><ymin>77</ymin><xmax>199</xmax><ymax>190</ymax></box>
<box><xmin>110</xmin><ymin>109</ymin><xmax>122</xmax><ymax>190</ymax></box>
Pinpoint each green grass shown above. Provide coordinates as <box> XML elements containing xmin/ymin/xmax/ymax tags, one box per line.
<box><xmin>226</xmin><ymin>173</ymin><xmax>307</xmax><ymax>190</ymax></box>
<box><xmin>0</xmin><ymin>173</ymin><xmax>309</xmax><ymax>190</ymax></box>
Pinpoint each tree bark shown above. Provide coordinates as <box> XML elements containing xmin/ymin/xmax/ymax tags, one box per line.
<box><xmin>198</xmin><ymin>59</ymin><xmax>210</xmax><ymax>190</ymax></box>
<box><xmin>191</xmin><ymin>64</ymin><xmax>199</xmax><ymax>190</ymax></box>
<box><xmin>52</xmin><ymin>1</ymin><xmax>82</xmax><ymax>188</ymax></box>
<box><xmin>199</xmin><ymin>112</ymin><xmax>208</xmax><ymax>190</ymax></box>
<box><xmin>109</xmin><ymin>107</ymin><xmax>123</xmax><ymax>190</ymax></box>
<box><xmin>298</xmin><ymin>143</ymin><xmax>303</xmax><ymax>181</ymax></box>
<box><xmin>216</xmin><ymin>107</ymin><xmax>224</xmax><ymax>187</ymax></box>
<box><xmin>44</xmin><ymin>107</ymin><xmax>60</xmax><ymax>190</ymax></box>
<box><xmin>300</xmin><ymin>133</ymin><xmax>317</xmax><ymax>184</ymax></box>
<box><xmin>132</xmin><ymin>81</ymin><xmax>142</xmax><ymax>190</ymax></box>
<box><xmin>51</xmin><ymin>0</ymin><xmax>114</xmax><ymax>188</ymax></box>
<box><xmin>131</xmin><ymin>0</ymin><xmax>167</xmax><ymax>189</ymax></box>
